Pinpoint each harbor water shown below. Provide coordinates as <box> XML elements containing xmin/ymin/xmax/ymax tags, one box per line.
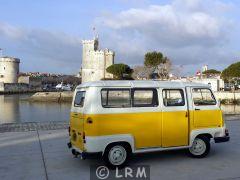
<box><xmin>0</xmin><ymin>94</ymin><xmax>71</xmax><ymax>124</ymax></box>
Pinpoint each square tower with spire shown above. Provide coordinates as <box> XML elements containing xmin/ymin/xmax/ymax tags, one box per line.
<box><xmin>81</xmin><ymin>37</ymin><xmax>114</xmax><ymax>83</ymax></box>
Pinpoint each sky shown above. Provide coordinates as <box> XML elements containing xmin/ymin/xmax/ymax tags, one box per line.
<box><xmin>0</xmin><ymin>0</ymin><xmax>239</xmax><ymax>75</ymax></box>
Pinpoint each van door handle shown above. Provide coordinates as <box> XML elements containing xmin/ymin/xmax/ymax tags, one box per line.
<box><xmin>86</xmin><ymin>118</ymin><xmax>93</xmax><ymax>124</ymax></box>
<box><xmin>195</xmin><ymin>108</ymin><xmax>200</xmax><ymax>110</ymax></box>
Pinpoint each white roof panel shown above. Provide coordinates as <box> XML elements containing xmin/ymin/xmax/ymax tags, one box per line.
<box><xmin>76</xmin><ymin>80</ymin><xmax>209</xmax><ymax>89</ymax></box>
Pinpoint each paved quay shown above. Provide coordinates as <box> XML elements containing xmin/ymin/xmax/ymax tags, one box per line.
<box><xmin>0</xmin><ymin>121</ymin><xmax>69</xmax><ymax>133</ymax></box>
<box><xmin>0</xmin><ymin>118</ymin><xmax>240</xmax><ymax>180</ymax></box>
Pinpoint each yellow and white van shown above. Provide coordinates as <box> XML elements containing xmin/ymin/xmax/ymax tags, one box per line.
<box><xmin>68</xmin><ymin>81</ymin><xmax>229</xmax><ymax>167</ymax></box>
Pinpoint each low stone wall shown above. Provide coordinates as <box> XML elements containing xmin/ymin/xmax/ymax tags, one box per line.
<box><xmin>0</xmin><ymin>82</ymin><xmax>42</xmax><ymax>94</ymax></box>
<box><xmin>214</xmin><ymin>92</ymin><xmax>240</xmax><ymax>104</ymax></box>
<box><xmin>215</xmin><ymin>92</ymin><xmax>240</xmax><ymax>100</ymax></box>
<box><xmin>30</xmin><ymin>91</ymin><xmax>73</xmax><ymax>102</ymax></box>
<box><xmin>4</xmin><ymin>83</ymin><xmax>29</xmax><ymax>92</ymax></box>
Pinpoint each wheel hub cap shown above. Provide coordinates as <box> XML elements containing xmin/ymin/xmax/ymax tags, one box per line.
<box><xmin>108</xmin><ymin>146</ymin><xmax>127</xmax><ymax>165</ymax></box>
<box><xmin>190</xmin><ymin>138</ymin><xmax>206</xmax><ymax>155</ymax></box>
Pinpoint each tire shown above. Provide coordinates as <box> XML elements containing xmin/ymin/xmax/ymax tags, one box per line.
<box><xmin>103</xmin><ymin>143</ymin><xmax>131</xmax><ymax>168</ymax></box>
<box><xmin>188</xmin><ymin>136</ymin><xmax>210</xmax><ymax>158</ymax></box>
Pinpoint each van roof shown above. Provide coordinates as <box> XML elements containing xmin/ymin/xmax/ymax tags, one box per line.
<box><xmin>76</xmin><ymin>80</ymin><xmax>209</xmax><ymax>89</ymax></box>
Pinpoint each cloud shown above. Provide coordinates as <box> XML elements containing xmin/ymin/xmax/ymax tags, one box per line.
<box><xmin>0</xmin><ymin>0</ymin><xmax>237</xmax><ymax>76</ymax></box>
<box><xmin>96</xmin><ymin>0</ymin><xmax>236</xmax><ymax>74</ymax></box>
<box><xmin>0</xmin><ymin>22</ymin><xmax>24</xmax><ymax>40</ymax></box>
<box><xmin>0</xmin><ymin>22</ymin><xmax>82</xmax><ymax>74</ymax></box>
<box><xmin>98</xmin><ymin>1</ymin><xmax>229</xmax><ymax>47</ymax></box>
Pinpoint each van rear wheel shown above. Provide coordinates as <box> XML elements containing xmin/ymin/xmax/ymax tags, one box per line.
<box><xmin>103</xmin><ymin>143</ymin><xmax>130</xmax><ymax>168</ymax></box>
<box><xmin>188</xmin><ymin>136</ymin><xmax>210</xmax><ymax>158</ymax></box>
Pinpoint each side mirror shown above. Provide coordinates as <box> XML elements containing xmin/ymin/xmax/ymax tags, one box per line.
<box><xmin>217</xmin><ymin>99</ymin><xmax>221</xmax><ymax>107</ymax></box>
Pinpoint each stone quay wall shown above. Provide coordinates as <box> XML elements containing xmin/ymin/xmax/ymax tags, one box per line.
<box><xmin>30</xmin><ymin>91</ymin><xmax>73</xmax><ymax>102</ymax></box>
<box><xmin>0</xmin><ymin>82</ymin><xmax>42</xmax><ymax>94</ymax></box>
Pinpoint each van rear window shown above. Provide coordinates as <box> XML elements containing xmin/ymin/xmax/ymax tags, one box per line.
<box><xmin>101</xmin><ymin>89</ymin><xmax>131</xmax><ymax>108</ymax></box>
<box><xmin>74</xmin><ymin>91</ymin><xmax>85</xmax><ymax>107</ymax></box>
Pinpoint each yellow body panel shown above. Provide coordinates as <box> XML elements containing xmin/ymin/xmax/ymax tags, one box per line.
<box><xmin>162</xmin><ymin>111</ymin><xmax>188</xmax><ymax>147</ymax></box>
<box><xmin>70</xmin><ymin>112</ymin><xmax>84</xmax><ymax>150</ymax></box>
<box><xmin>70</xmin><ymin>109</ymin><xmax>223</xmax><ymax>150</ymax></box>
<box><xmin>192</xmin><ymin>109</ymin><xmax>223</xmax><ymax>129</ymax></box>
<box><xmin>84</xmin><ymin>112</ymin><xmax>162</xmax><ymax>148</ymax></box>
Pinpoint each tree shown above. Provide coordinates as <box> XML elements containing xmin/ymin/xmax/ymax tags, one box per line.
<box><xmin>157</xmin><ymin>57</ymin><xmax>172</xmax><ymax>79</ymax></box>
<box><xmin>221</xmin><ymin>62</ymin><xmax>240</xmax><ymax>81</ymax></box>
<box><xmin>132</xmin><ymin>66</ymin><xmax>153</xmax><ymax>80</ymax></box>
<box><xmin>202</xmin><ymin>69</ymin><xmax>221</xmax><ymax>78</ymax></box>
<box><xmin>144</xmin><ymin>51</ymin><xmax>165</xmax><ymax>67</ymax></box>
<box><xmin>202</xmin><ymin>69</ymin><xmax>221</xmax><ymax>76</ymax></box>
<box><xmin>221</xmin><ymin>62</ymin><xmax>240</xmax><ymax>99</ymax></box>
<box><xmin>144</xmin><ymin>51</ymin><xmax>171</xmax><ymax>80</ymax></box>
<box><xmin>106</xmin><ymin>63</ymin><xmax>133</xmax><ymax>80</ymax></box>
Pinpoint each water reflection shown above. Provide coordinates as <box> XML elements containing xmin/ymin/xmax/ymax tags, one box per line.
<box><xmin>0</xmin><ymin>95</ymin><xmax>20</xmax><ymax>124</ymax></box>
<box><xmin>0</xmin><ymin>94</ymin><xmax>71</xmax><ymax>124</ymax></box>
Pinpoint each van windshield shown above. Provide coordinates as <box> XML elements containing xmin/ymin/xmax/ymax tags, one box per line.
<box><xmin>74</xmin><ymin>91</ymin><xmax>86</xmax><ymax>107</ymax></box>
<box><xmin>192</xmin><ymin>88</ymin><xmax>216</xmax><ymax>106</ymax></box>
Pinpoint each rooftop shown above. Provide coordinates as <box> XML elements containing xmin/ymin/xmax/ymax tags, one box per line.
<box><xmin>0</xmin><ymin>56</ymin><xmax>20</xmax><ymax>63</ymax></box>
<box><xmin>77</xmin><ymin>80</ymin><xmax>209</xmax><ymax>89</ymax></box>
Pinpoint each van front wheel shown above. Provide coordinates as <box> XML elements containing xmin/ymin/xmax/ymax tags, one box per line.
<box><xmin>188</xmin><ymin>136</ymin><xmax>210</xmax><ymax>158</ymax></box>
<box><xmin>103</xmin><ymin>144</ymin><xmax>130</xmax><ymax>168</ymax></box>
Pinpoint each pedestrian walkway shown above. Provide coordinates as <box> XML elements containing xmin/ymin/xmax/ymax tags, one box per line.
<box><xmin>0</xmin><ymin>121</ymin><xmax>68</xmax><ymax>133</ymax></box>
<box><xmin>0</xmin><ymin>120</ymin><xmax>240</xmax><ymax>180</ymax></box>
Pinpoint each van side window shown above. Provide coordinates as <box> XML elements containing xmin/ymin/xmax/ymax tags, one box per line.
<box><xmin>101</xmin><ymin>89</ymin><xmax>131</xmax><ymax>108</ymax></box>
<box><xmin>192</xmin><ymin>88</ymin><xmax>216</xmax><ymax>106</ymax></box>
<box><xmin>163</xmin><ymin>89</ymin><xmax>185</xmax><ymax>106</ymax></box>
<box><xmin>133</xmin><ymin>89</ymin><xmax>158</xmax><ymax>107</ymax></box>
<box><xmin>74</xmin><ymin>91</ymin><xmax>85</xmax><ymax>107</ymax></box>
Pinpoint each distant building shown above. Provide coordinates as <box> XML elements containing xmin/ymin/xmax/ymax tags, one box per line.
<box><xmin>0</xmin><ymin>57</ymin><xmax>20</xmax><ymax>83</ymax></box>
<box><xmin>18</xmin><ymin>75</ymin><xmax>42</xmax><ymax>89</ymax></box>
<box><xmin>81</xmin><ymin>37</ymin><xmax>114</xmax><ymax>83</ymax></box>
<box><xmin>202</xmin><ymin>65</ymin><xmax>208</xmax><ymax>72</ymax></box>
<box><xmin>191</xmin><ymin>77</ymin><xmax>224</xmax><ymax>92</ymax></box>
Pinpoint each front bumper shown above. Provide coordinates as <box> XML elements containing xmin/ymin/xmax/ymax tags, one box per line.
<box><xmin>214</xmin><ymin>126</ymin><xmax>230</xmax><ymax>143</ymax></box>
<box><xmin>214</xmin><ymin>136</ymin><xmax>230</xmax><ymax>143</ymax></box>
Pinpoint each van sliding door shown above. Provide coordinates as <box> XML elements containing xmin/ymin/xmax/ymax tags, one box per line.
<box><xmin>161</xmin><ymin>88</ymin><xmax>189</xmax><ymax>147</ymax></box>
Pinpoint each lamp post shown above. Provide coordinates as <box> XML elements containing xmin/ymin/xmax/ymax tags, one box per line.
<box><xmin>0</xmin><ymin>48</ymin><xmax>2</xmax><ymax>57</ymax></box>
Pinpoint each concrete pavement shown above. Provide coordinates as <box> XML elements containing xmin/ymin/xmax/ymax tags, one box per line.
<box><xmin>0</xmin><ymin>120</ymin><xmax>240</xmax><ymax>180</ymax></box>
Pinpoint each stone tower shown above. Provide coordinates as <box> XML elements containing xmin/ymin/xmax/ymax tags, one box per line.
<box><xmin>0</xmin><ymin>57</ymin><xmax>20</xmax><ymax>83</ymax></box>
<box><xmin>81</xmin><ymin>37</ymin><xmax>114</xmax><ymax>83</ymax></box>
